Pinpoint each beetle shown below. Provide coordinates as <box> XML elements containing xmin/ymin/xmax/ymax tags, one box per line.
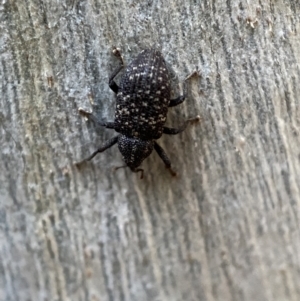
<box><xmin>78</xmin><ymin>48</ymin><xmax>199</xmax><ymax>178</ymax></box>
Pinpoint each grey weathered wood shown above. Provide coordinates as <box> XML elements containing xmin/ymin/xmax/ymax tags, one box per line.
<box><xmin>1</xmin><ymin>1</ymin><xmax>300</xmax><ymax>301</ymax></box>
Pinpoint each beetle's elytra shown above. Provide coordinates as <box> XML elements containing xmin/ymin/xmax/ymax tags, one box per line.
<box><xmin>78</xmin><ymin>48</ymin><xmax>199</xmax><ymax>178</ymax></box>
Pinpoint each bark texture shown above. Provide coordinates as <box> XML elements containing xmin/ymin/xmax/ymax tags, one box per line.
<box><xmin>1</xmin><ymin>1</ymin><xmax>300</xmax><ymax>301</ymax></box>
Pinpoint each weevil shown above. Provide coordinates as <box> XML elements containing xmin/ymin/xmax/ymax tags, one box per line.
<box><xmin>78</xmin><ymin>48</ymin><xmax>199</xmax><ymax>178</ymax></box>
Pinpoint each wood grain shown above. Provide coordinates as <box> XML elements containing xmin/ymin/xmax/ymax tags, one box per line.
<box><xmin>1</xmin><ymin>1</ymin><xmax>300</xmax><ymax>300</ymax></box>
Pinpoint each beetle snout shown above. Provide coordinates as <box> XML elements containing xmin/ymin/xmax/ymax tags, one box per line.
<box><xmin>118</xmin><ymin>135</ymin><xmax>154</xmax><ymax>169</ymax></box>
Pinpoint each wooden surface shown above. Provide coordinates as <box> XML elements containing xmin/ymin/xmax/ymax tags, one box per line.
<box><xmin>1</xmin><ymin>1</ymin><xmax>300</xmax><ymax>300</ymax></box>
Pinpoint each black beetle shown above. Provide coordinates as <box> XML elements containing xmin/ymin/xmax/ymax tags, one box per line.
<box><xmin>78</xmin><ymin>48</ymin><xmax>199</xmax><ymax>178</ymax></box>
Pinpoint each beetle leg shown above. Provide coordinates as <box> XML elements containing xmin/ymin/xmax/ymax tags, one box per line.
<box><xmin>109</xmin><ymin>65</ymin><xmax>123</xmax><ymax>93</ymax></box>
<box><xmin>109</xmin><ymin>47</ymin><xmax>124</xmax><ymax>94</ymax></box>
<box><xmin>163</xmin><ymin>116</ymin><xmax>200</xmax><ymax>135</ymax></box>
<box><xmin>169</xmin><ymin>79</ymin><xmax>187</xmax><ymax>107</ymax></box>
<box><xmin>76</xmin><ymin>136</ymin><xmax>119</xmax><ymax>165</ymax></box>
<box><xmin>78</xmin><ymin>108</ymin><xmax>115</xmax><ymax>129</ymax></box>
<box><xmin>154</xmin><ymin>142</ymin><xmax>177</xmax><ymax>176</ymax></box>
<box><xmin>169</xmin><ymin>95</ymin><xmax>185</xmax><ymax>107</ymax></box>
<box><xmin>169</xmin><ymin>70</ymin><xmax>199</xmax><ymax>107</ymax></box>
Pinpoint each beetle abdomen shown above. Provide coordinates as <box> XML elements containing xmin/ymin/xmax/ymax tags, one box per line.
<box><xmin>114</xmin><ymin>49</ymin><xmax>171</xmax><ymax>140</ymax></box>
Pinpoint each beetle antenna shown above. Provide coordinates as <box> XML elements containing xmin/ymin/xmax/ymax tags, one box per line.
<box><xmin>133</xmin><ymin>168</ymin><xmax>144</xmax><ymax>179</ymax></box>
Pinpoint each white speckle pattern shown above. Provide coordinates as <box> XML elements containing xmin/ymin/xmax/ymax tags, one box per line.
<box><xmin>114</xmin><ymin>49</ymin><xmax>171</xmax><ymax>140</ymax></box>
